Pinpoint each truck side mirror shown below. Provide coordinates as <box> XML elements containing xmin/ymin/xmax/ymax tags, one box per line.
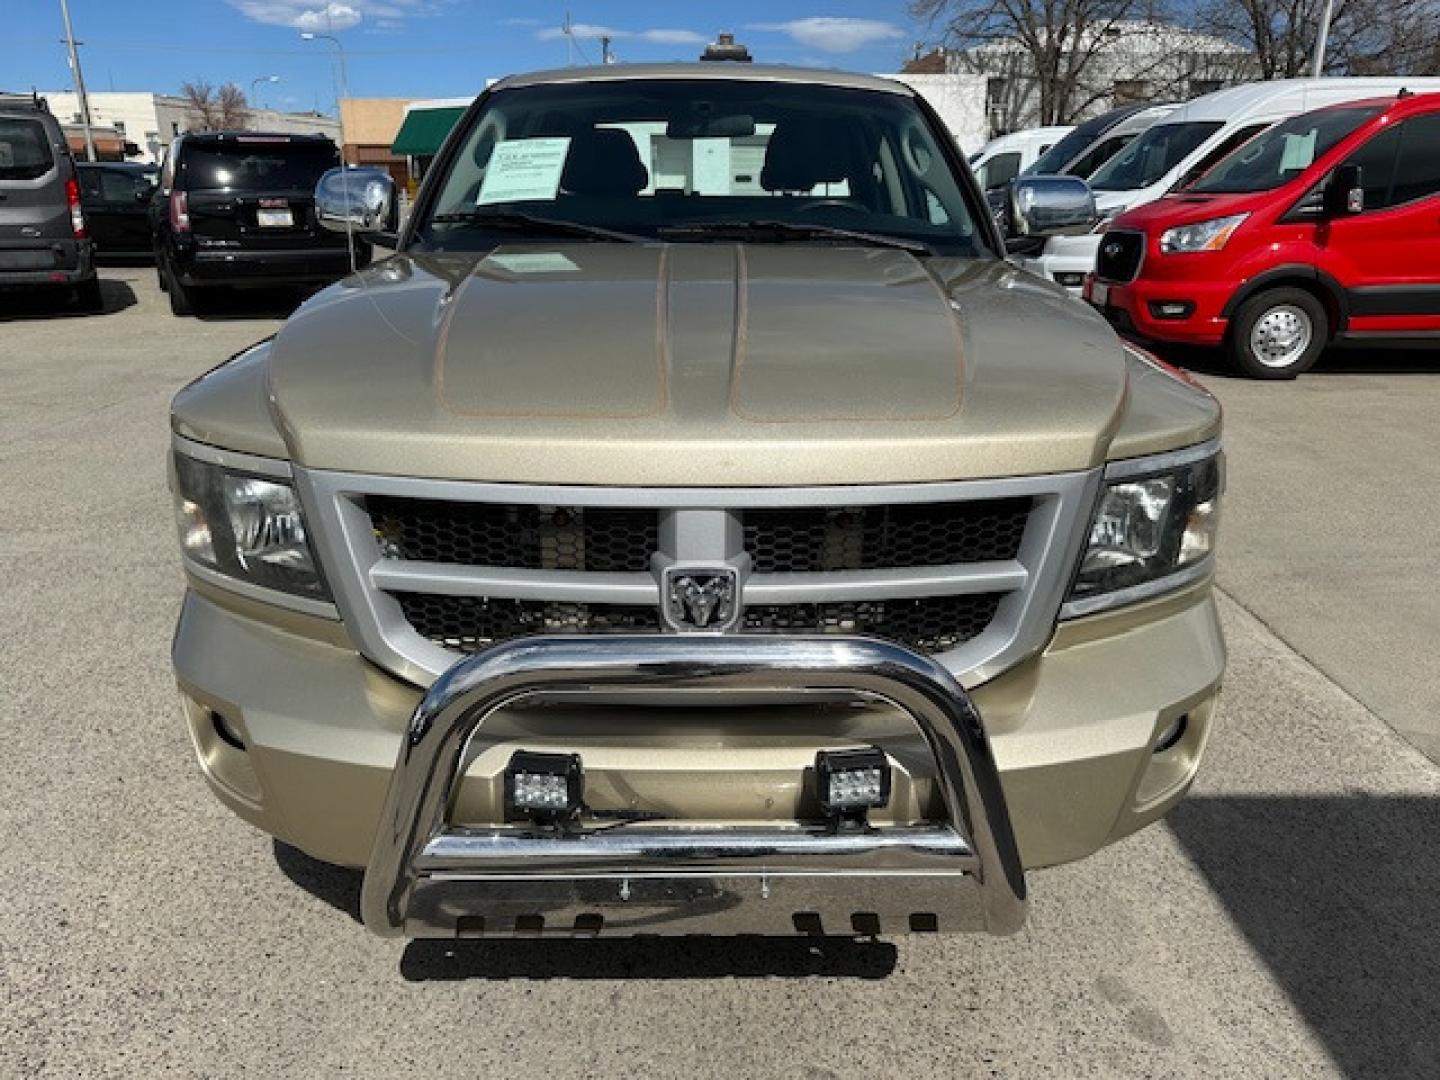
<box><xmin>315</xmin><ymin>166</ymin><xmax>398</xmax><ymax>238</ymax></box>
<box><xmin>1009</xmin><ymin>175</ymin><xmax>1097</xmax><ymax>239</ymax></box>
<box><xmin>1323</xmin><ymin>163</ymin><xmax>1364</xmax><ymax>217</ymax></box>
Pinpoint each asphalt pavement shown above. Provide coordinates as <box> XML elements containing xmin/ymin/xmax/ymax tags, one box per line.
<box><xmin>1</xmin><ymin>268</ymin><xmax>1436</xmax><ymax>1079</ymax></box>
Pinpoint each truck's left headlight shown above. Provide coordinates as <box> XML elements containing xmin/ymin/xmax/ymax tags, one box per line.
<box><xmin>1063</xmin><ymin>445</ymin><xmax>1222</xmax><ymax>616</ymax></box>
<box><xmin>172</xmin><ymin>451</ymin><xmax>330</xmax><ymax>601</ymax></box>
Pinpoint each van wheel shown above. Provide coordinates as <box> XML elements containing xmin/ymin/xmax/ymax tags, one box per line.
<box><xmin>1227</xmin><ymin>287</ymin><xmax>1328</xmax><ymax>379</ymax></box>
<box><xmin>73</xmin><ymin>278</ymin><xmax>104</xmax><ymax>312</ymax></box>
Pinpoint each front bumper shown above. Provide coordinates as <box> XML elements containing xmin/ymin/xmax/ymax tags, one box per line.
<box><xmin>175</xmin><ymin>571</ymin><xmax>1224</xmax><ymax>929</ymax></box>
<box><xmin>362</xmin><ymin>635</ymin><xmax>1025</xmax><ymax>937</ymax></box>
<box><xmin>1018</xmin><ymin>234</ymin><xmax>1104</xmax><ymax>295</ymax></box>
<box><xmin>1086</xmin><ymin>274</ymin><xmax>1233</xmax><ymax>347</ymax></box>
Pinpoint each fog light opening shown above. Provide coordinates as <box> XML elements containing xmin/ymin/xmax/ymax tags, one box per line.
<box><xmin>1154</xmin><ymin>714</ymin><xmax>1189</xmax><ymax>754</ymax></box>
<box><xmin>210</xmin><ymin>710</ymin><xmax>246</xmax><ymax>751</ymax></box>
<box><xmin>815</xmin><ymin>747</ymin><xmax>892</xmax><ymax>823</ymax></box>
<box><xmin>504</xmin><ymin>750</ymin><xmax>584</xmax><ymax>825</ymax></box>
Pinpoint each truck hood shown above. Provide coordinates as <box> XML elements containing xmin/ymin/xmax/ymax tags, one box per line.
<box><xmin>1113</xmin><ymin>190</ymin><xmax>1268</xmax><ymax>232</ymax></box>
<box><xmin>254</xmin><ymin>243</ymin><xmax>1194</xmax><ymax>486</ymax></box>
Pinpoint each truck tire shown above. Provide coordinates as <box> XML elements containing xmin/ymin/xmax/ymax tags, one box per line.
<box><xmin>1226</xmin><ymin>287</ymin><xmax>1328</xmax><ymax>379</ymax></box>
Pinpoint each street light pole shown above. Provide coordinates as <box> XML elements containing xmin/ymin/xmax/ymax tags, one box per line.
<box><xmin>58</xmin><ymin>0</ymin><xmax>96</xmax><ymax>161</ymax></box>
<box><xmin>1311</xmin><ymin>0</ymin><xmax>1336</xmax><ymax>77</ymax></box>
<box><xmin>300</xmin><ymin>31</ymin><xmax>356</xmax><ymax>271</ymax></box>
<box><xmin>250</xmin><ymin>74</ymin><xmax>280</xmax><ymax>112</ymax></box>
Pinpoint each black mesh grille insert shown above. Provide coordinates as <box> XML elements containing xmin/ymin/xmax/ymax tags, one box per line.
<box><xmin>1095</xmin><ymin>231</ymin><xmax>1144</xmax><ymax>284</ymax></box>
<box><xmin>394</xmin><ymin>594</ymin><xmax>662</xmax><ymax>653</ymax></box>
<box><xmin>369</xmin><ymin>498</ymin><xmax>657</xmax><ymax>573</ymax></box>
<box><xmin>743</xmin><ymin>500</ymin><xmax>1030</xmax><ymax>574</ymax></box>
<box><xmin>741</xmin><ymin>594</ymin><xmax>1003</xmax><ymax>654</ymax></box>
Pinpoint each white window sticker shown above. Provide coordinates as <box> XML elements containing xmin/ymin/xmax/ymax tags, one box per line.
<box><xmin>485</xmin><ymin>252</ymin><xmax>581</xmax><ymax>275</ymax></box>
<box><xmin>477</xmin><ymin>137</ymin><xmax>571</xmax><ymax>205</ymax></box>
<box><xmin>1280</xmin><ymin>131</ymin><xmax>1318</xmax><ymax>173</ymax></box>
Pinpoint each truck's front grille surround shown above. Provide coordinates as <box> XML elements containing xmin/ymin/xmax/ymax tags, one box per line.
<box><xmin>296</xmin><ymin>469</ymin><xmax>1102</xmax><ymax>690</ymax></box>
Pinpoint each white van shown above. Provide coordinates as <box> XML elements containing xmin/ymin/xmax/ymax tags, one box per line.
<box><xmin>1022</xmin><ymin>102</ymin><xmax>1180</xmax><ymax>181</ymax></box>
<box><xmin>1021</xmin><ymin>77</ymin><xmax>1440</xmax><ymax>291</ymax></box>
<box><xmin>970</xmin><ymin>125</ymin><xmax>1073</xmax><ymax>192</ymax></box>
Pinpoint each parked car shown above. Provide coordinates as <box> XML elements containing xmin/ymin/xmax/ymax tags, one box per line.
<box><xmin>1087</xmin><ymin>91</ymin><xmax>1440</xmax><ymax>377</ymax></box>
<box><xmin>1020</xmin><ymin>77</ymin><xmax>1440</xmax><ymax>293</ymax></box>
<box><xmin>169</xmin><ymin>63</ymin><xmax>1224</xmax><ymax>940</ymax></box>
<box><xmin>150</xmin><ymin>131</ymin><xmax>361</xmax><ymax>316</ymax></box>
<box><xmin>969</xmin><ymin>125</ymin><xmax>1073</xmax><ymax>191</ymax></box>
<box><xmin>77</xmin><ymin>161</ymin><xmax>158</xmax><ymax>260</ymax></box>
<box><xmin>0</xmin><ymin>92</ymin><xmax>99</xmax><ymax>309</ymax></box>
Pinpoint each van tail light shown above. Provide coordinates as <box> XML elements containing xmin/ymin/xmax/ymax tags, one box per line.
<box><xmin>66</xmin><ymin>177</ymin><xmax>87</xmax><ymax>238</ymax></box>
<box><xmin>169</xmin><ymin>190</ymin><xmax>191</xmax><ymax>234</ymax></box>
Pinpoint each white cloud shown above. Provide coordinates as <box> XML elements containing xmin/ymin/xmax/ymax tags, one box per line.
<box><xmin>536</xmin><ymin>22</ymin><xmax>705</xmax><ymax>46</ymax></box>
<box><xmin>227</xmin><ymin>0</ymin><xmax>433</xmax><ymax>32</ymax></box>
<box><xmin>749</xmin><ymin>17</ymin><xmax>905</xmax><ymax>54</ymax></box>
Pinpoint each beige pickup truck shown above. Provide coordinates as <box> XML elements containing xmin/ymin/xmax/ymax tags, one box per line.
<box><xmin>169</xmin><ymin>62</ymin><xmax>1224</xmax><ymax>940</ymax></box>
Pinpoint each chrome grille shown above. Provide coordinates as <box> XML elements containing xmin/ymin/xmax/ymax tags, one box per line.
<box><xmin>296</xmin><ymin>467</ymin><xmax>1100</xmax><ymax>688</ymax></box>
<box><xmin>743</xmin><ymin>500</ymin><xmax>1029</xmax><ymax>573</ymax></box>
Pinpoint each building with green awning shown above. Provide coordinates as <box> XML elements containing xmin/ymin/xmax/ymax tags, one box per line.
<box><xmin>390</xmin><ymin>104</ymin><xmax>469</xmax><ymax>158</ymax></box>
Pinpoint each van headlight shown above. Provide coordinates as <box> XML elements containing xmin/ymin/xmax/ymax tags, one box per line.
<box><xmin>171</xmin><ymin>450</ymin><xmax>329</xmax><ymax>601</ymax></box>
<box><xmin>1159</xmin><ymin>213</ymin><xmax>1248</xmax><ymax>254</ymax></box>
<box><xmin>1063</xmin><ymin>444</ymin><xmax>1222</xmax><ymax>617</ymax></box>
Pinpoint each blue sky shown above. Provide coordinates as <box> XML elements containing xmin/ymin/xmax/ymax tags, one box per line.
<box><xmin>9</xmin><ymin>2</ymin><xmax>930</xmax><ymax>114</ymax></box>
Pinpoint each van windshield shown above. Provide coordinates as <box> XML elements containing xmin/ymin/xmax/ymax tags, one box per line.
<box><xmin>1089</xmin><ymin>121</ymin><xmax>1221</xmax><ymax>191</ymax></box>
<box><xmin>1188</xmin><ymin>106</ymin><xmax>1380</xmax><ymax>194</ymax></box>
<box><xmin>1024</xmin><ymin>114</ymin><xmax>1113</xmax><ymax>177</ymax></box>
<box><xmin>0</xmin><ymin>118</ymin><xmax>55</xmax><ymax>182</ymax></box>
<box><xmin>182</xmin><ymin>140</ymin><xmax>339</xmax><ymax>192</ymax></box>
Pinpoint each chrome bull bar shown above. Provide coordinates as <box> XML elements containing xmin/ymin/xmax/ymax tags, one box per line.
<box><xmin>361</xmin><ymin>636</ymin><xmax>1027</xmax><ymax>938</ymax></box>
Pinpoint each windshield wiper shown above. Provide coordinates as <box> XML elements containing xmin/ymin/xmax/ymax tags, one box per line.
<box><xmin>428</xmin><ymin>209</ymin><xmax>647</xmax><ymax>244</ymax></box>
<box><xmin>656</xmin><ymin>220</ymin><xmax>935</xmax><ymax>255</ymax></box>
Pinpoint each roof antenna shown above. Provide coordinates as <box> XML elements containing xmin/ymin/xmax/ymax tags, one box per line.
<box><xmin>1398</xmin><ymin>87</ymin><xmax>1413</xmax><ymax>98</ymax></box>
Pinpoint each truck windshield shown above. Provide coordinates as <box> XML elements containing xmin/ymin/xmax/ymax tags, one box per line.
<box><xmin>0</xmin><ymin>118</ymin><xmax>55</xmax><ymax>182</ymax></box>
<box><xmin>182</xmin><ymin>141</ymin><xmax>339</xmax><ymax>192</ymax></box>
<box><xmin>1089</xmin><ymin>121</ymin><xmax>1222</xmax><ymax>191</ymax></box>
<box><xmin>417</xmin><ymin>79</ymin><xmax>988</xmax><ymax>256</ymax></box>
<box><xmin>1188</xmin><ymin>106</ymin><xmax>1380</xmax><ymax>194</ymax></box>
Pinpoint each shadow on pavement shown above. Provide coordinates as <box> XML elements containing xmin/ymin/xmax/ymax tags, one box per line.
<box><xmin>1168</xmin><ymin>795</ymin><xmax>1440</xmax><ymax>1079</ymax></box>
<box><xmin>399</xmin><ymin>934</ymin><xmax>897</xmax><ymax>982</ymax></box>
<box><xmin>0</xmin><ymin>277</ymin><xmax>136</xmax><ymax>321</ymax></box>
<box><xmin>193</xmin><ymin>286</ymin><xmax>313</xmax><ymax>322</ymax></box>
<box><xmin>273</xmin><ymin>840</ymin><xmax>362</xmax><ymax>922</ymax></box>
<box><xmin>274</xmin><ymin>841</ymin><xmax>897</xmax><ymax>980</ymax></box>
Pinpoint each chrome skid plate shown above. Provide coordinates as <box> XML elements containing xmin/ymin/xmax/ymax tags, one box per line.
<box><xmin>361</xmin><ymin>635</ymin><xmax>1027</xmax><ymax>938</ymax></box>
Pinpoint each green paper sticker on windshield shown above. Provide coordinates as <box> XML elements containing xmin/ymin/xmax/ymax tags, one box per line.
<box><xmin>477</xmin><ymin>137</ymin><xmax>572</xmax><ymax>205</ymax></box>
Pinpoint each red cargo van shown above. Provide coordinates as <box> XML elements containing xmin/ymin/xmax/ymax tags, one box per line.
<box><xmin>1085</xmin><ymin>91</ymin><xmax>1440</xmax><ymax>378</ymax></box>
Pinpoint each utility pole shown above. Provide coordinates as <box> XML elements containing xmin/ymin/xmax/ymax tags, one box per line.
<box><xmin>58</xmin><ymin>0</ymin><xmax>96</xmax><ymax>161</ymax></box>
<box><xmin>564</xmin><ymin>11</ymin><xmax>573</xmax><ymax>66</ymax></box>
<box><xmin>601</xmin><ymin>35</ymin><xmax>614</xmax><ymax>65</ymax></box>
<box><xmin>1311</xmin><ymin>0</ymin><xmax>1336</xmax><ymax>77</ymax></box>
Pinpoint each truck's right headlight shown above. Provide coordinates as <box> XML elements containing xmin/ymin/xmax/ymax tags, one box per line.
<box><xmin>1063</xmin><ymin>444</ymin><xmax>1222</xmax><ymax>616</ymax></box>
<box><xmin>171</xmin><ymin>450</ymin><xmax>330</xmax><ymax>602</ymax></box>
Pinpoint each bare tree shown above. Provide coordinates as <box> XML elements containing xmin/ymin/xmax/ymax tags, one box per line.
<box><xmin>181</xmin><ymin>79</ymin><xmax>251</xmax><ymax>132</ymax></box>
<box><xmin>1197</xmin><ymin>0</ymin><xmax>1440</xmax><ymax>77</ymax></box>
<box><xmin>910</xmin><ymin>0</ymin><xmax>1185</xmax><ymax>127</ymax></box>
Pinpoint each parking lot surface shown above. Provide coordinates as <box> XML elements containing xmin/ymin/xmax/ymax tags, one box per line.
<box><xmin>1</xmin><ymin>269</ymin><xmax>1437</xmax><ymax>1078</ymax></box>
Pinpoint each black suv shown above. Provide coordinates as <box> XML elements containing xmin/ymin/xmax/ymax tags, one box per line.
<box><xmin>151</xmin><ymin>131</ymin><xmax>365</xmax><ymax>316</ymax></box>
<box><xmin>0</xmin><ymin>93</ymin><xmax>100</xmax><ymax>309</ymax></box>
